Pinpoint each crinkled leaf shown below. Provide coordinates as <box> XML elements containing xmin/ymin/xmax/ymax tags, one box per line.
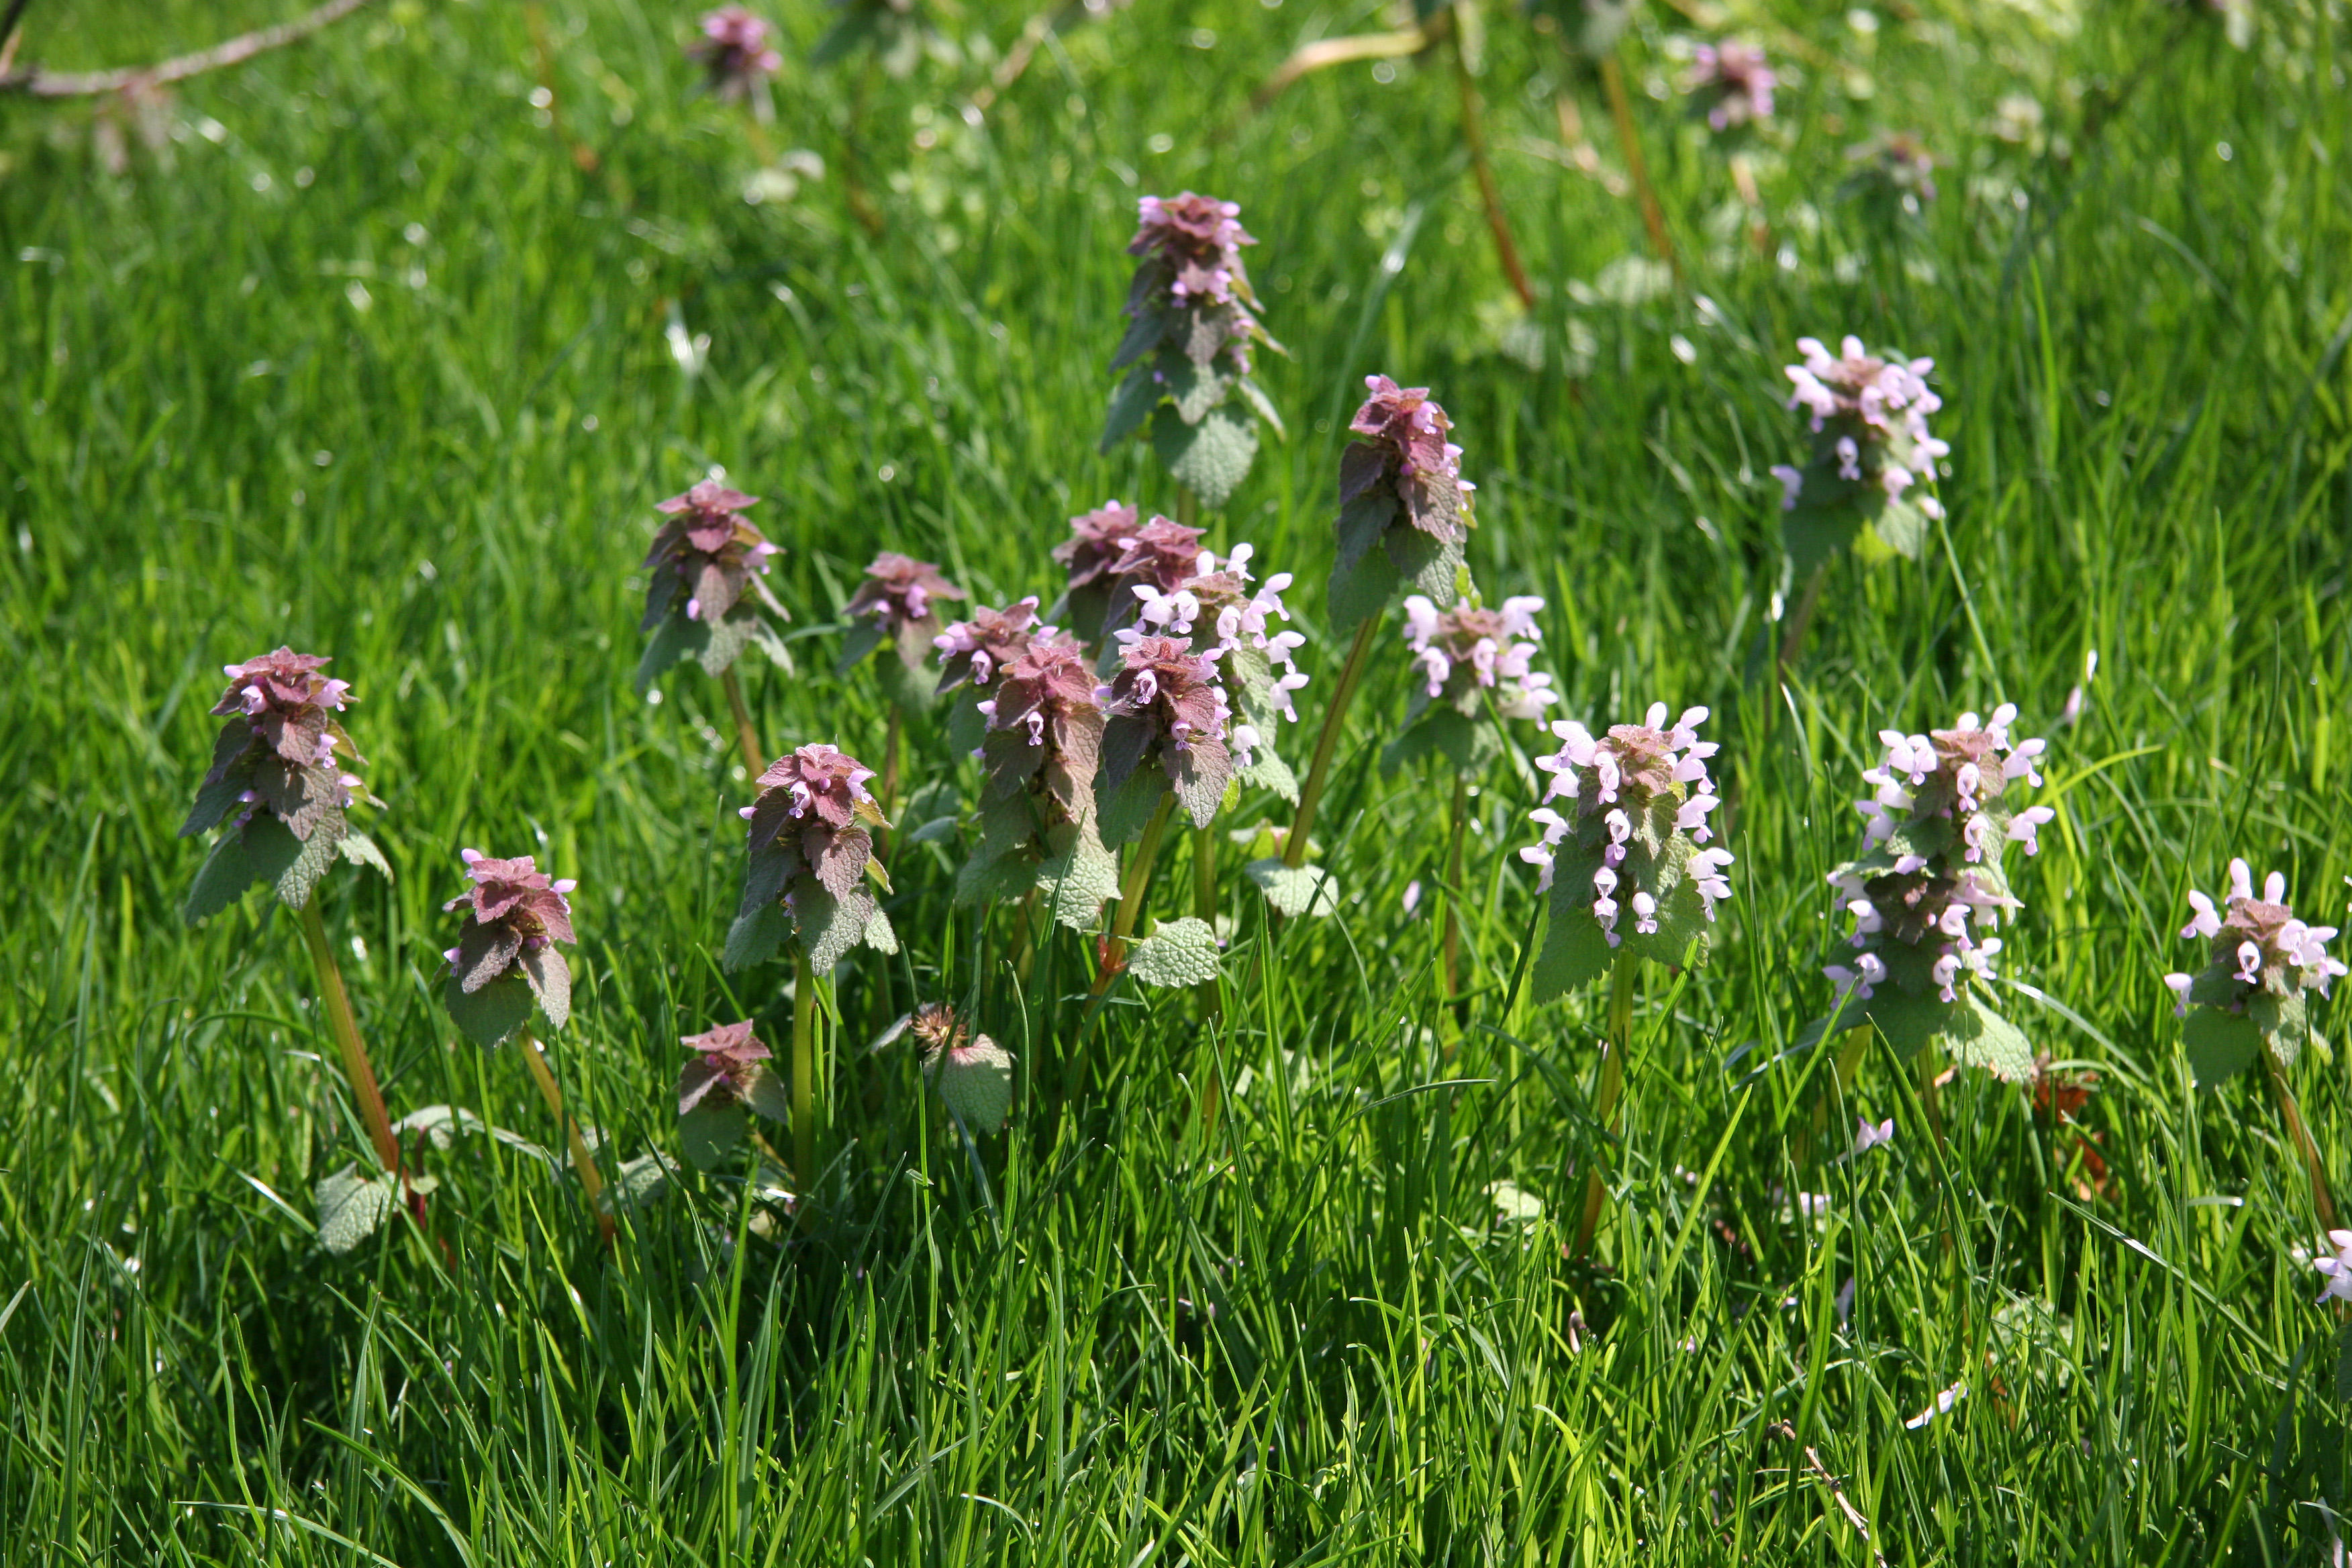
<box><xmin>637</xmin><ymin>611</ymin><xmax>709</xmax><ymax>693</ymax></box>
<box><xmin>928</xmin><ymin>1035</ymin><xmax>1016</xmax><ymax>1130</ymax></box>
<box><xmin>185</xmin><ymin>822</ymin><xmax>266</xmax><ymax>925</ymax></box>
<box><xmin>1172</xmin><ymin>740</ymin><xmax>1233</xmax><ymax>828</ymax></box>
<box><xmin>1153</xmin><ymin>405</ymin><xmax>1257</xmax><ymax>509</ymax></box>
<box><xmin>1163</xmin><ymin>356</ymin><xmax>1234</xmax><ymax>426</ymax></box>
<box><xmin>520</xmin><ymin>945</ymin><xmax>572</xmax><ymax>1032</ymax></box>
<box><xmin>834</xmin><ymin>617</ymin><xmax>885</xmax><ymax>676</ymax></box>
<box><xmin>2183</xmin><ymin>1004</ymin><xmax>2264</xmax><ymax>1085</ymax></box>
<box><xmin>1100</xmin><ymin>362</ymin><xmax>1164</xmax><ymax>450</ymax></box>
<box><xmin>693</xmin><ymin>606</ymin><xmax>760</xmax><ymax>678</ymax></box>
<box><xmin>1244</xmin><ymin>858</ymin><xmax>1338</xmax><ymax>918</ymax></box>
<box><xmin>741</xmin><ymin>1065</ymin><xmax>792</xmax><ymax>1124</ymax></box>
<box><xmin>800</xmin><ymin>883</ymin><xmax>878</xmax><ymax>971</ymax></box>
<box><xmin>957</xmin><ymin>846</ymin><xmax>1043</xmax><ymax>906</ymax></box>
<box><xmin>1096</xmin><ymin>767</ymin><xmax>1168</xmax><ymax>848</ymax></box>
<box><xmin>724</xmin><ymin>899</ymin><xmax>791</xmax><ymax>971</ymax></box>
<box><xmin>180</xmin><ymin>770</ymin><xmax>249</xmax><ymax>840</ymax></box>
<box><xmin>1042</xmin><ymin>823</ymin><xmax>1120</xmax><ymax>930</ymax></box>
<box><xmin>1945</xmin><ymin>991</ymin><xmax>2036</xmax><ymax>1081</ymax></box>
<box><xmin>1868</xmin><ymin>493</ymin><xmax>1931</xmax><ymax>562</ymax></box>
<box><xmin>444</xmin><ymin>972</ymin><xmax>534</xmax><ymax>1048</ymax></box>
<box><xmin>944</xmin><ymin>695</ymin><xmax>988</xmax><ymax>756</ymax></box>
<box><xmin>1109</xmin><ymin>303</ymin><xmax>1168</xmax><ymax>372</ymax></box>
<box><xmin>2253</xmin><ymin>989</ymin><xmax>2310</xmax><ymax>1071</ymax></box>
<box><xmin>394</xmin><ymin>1104</ymin><xmax>486</xmax><ymax>1151</ymax></box>
<box><xmin>1389</xmin><ymin>523</ymin><xmax>1466</xmax><ymax>603</ymax></box>
<box><xmin>1234</xmin><ymin>742</ymin><xmax>1298</xmax><ymax>803</ymax></box>
<box><xmin>315</xmin><ymin>1163</ymin><xmax>396</xmax><ymax>1255</ymax></box>
<box><xmin>678</xmin><ymin>1100</ymin><xmax>748</xmax><ymax>1171</ymax></box>
<box><xmin>271</xmin><ymin>809</ymin><xmax>346</xmax><ymax>910</ymax></box>
<box><xmin>1327</xmin><ymin>534</ymin><xmax>1402</xmax><ymax>636</ymax></box>
<box><xmin>864</xmin><ymin>905</ymin><xmax>899</xmax><ymax>955</ymax></box>
<box><xmin>336</xmin><ymin>830</ymin><xmax>393</xmax><ymax>881</ymax></box>
<box><xmin>1127</xmin><ymin>916</ymin><xmax>1222</xmax><ymax>988</ymax></box>
<box><xmin>1532</xmin><ymin>893</ymin><xmax>1616</xmax><ymax>999</ymax></box>
<box><xmin>597</xmin><ymin>1152</ymin><xmax>679</xmax><ymax>1216</ymax></box>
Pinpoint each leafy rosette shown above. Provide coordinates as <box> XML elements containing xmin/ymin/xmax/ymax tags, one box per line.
<box><xmin>439</xmin><ymin>850</ymin><xmax>580</xmax><ymax>1046</ymax></box>
<box><xmin>1383</xmin><ymin>592</ymin><xmax>1558</xmax><ymax>776</ymax></box>
<box><xmin>1767</xmin><ymin>336</ymin><xmax>1949</xmax><ymax>579</ymax></box>
<box><xmin>838</xmin><ymin>552</ymin><xmax>966</xmax><ymax>709</ymax></box>
<box><xmin>934</xmin><ymin>595</ymin><xmax>1049</xmax><ymax>752</ymax></box>
<box><xmin>1330</xmin><ymin>375</ymin><xmax>1472</xmax><ymax>632</ymax></box>
<box><xmin>1811</xmin><ymin>706</ymin><xmax>2055</xmax><ymax>1081</ymax></box>
<box><xmin>181</xmin><ymin>647</ymin><xmax>389</xmax><ymax>922</ymax></box>
<box><xmin>2165</xmin><ymin>860</ymin><xmax>2345</xmax><ymax>1085</ymax></box>
<box><xmin>691</xmin><ymin>7</ymin><xmax>783</xmax><ymax>101</ymax></box>
<box><xmin>1051</xmin><ymin>499</ymin><xmax>1141</xmax><ymax>644</ymax></box>
<box><xmin>1099</xmin><ymin>193</ymin><xmax>1285</xmax><ymax>509</ymax></box>
<box><xmin>724</xmin><ymin>744</ymin><xmax>901</xmax><ymax>971</ymax></box>
<box><xmin>1095</xmin><ymin>634</ymin><xmax>1236</xmax><ymax>842</ymax></box>
<box><xmin>674</xmin><ymin>1020</ymin><xmax>790</xmax><ymax>1167</ymax></box>
<box><xmin>957</xmin><ymin>636</ymin><xmax>1118</xmax><ymax>928</ymax></box>
<box><xmin>1126</xmin><ymin>540</ymin><xmax>1308</xmax><ymax>801</ymax></box>
<box><xmin>1520</xmin><ymin>703</ymin><xmax>1734</xmax><ymax>997</ymax></box>
<box><xmin>636</xmin><ymin>479</ymin><xmax>790</xmax><ymax>692</ymax></box>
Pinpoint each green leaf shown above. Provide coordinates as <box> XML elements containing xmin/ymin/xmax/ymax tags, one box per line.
<box><xmin>336</xmin><ymin>830</ymin><xmax>393</xmax><ymax>881</ymax></box>
<box><xmin>957</xmin><ymin>847</ymin><xmax>1043</xmax><ymax>907</ymax></box>
<box><xmin>863</xmin><ymin>906</ymin><xmax>899</xmax><ymax>955</ymax></box>
<box><xmin>1096</xmin><ymin>768</ymin><xmax>1167</xmax><ymax>848</ymax></box>
<box><xmin>1163</xmin><ymin>356</ymin><xmax>1234</xmax><ymax>426</ymax></box>
<box><xmin>1108</xmin><ymin>302</ymin><xmax>1167</xmax><ymax>372</ymax></box>
<box><xmin>1234</xmin><ymin>375</ymin><xmax>1286</xmax><ymax>440</ymax></box>
<box><xmin>724</xmin><ymin>901</ymin><xmax>791</xmax><ymax>971</ymax></box>
<box><xmin>740</xmin><ymin>1065</ymin><xmax>792</xmax><ymax>1124</ymax></box>
<box><xmin>1041</xmin><ymin>825</ymin><xmax>1120</xmax><ymax>930</ymax></box>
<box><xmin>314</xmin><ymin>1163</ymin><xmax>396</xmax><ymax>1255</ymax></box>
<box><xmin>1244</xmin><ymin>858</ymin><xmax>1338</xmax><ymax>918</ymax></box>
<box><xmin>520</xmin><ymin>945</ymin><xmax>571</xmax><ymax>1032</ymax></box>
<box><xmin>2182</xmin><ymin>1004</ymin><xmax>2263</xmax><ymax>1085</ymax></box>
<box><xmin>1945</xmin><ymin>992</ymin><xmax>2036</xmax><ymax>1082</ymax></box>
<box><xmin>444</xmin><ymin>972</ymin><xmax>534</xmax><ymax>1048</ymax></box>
<box><xmin>1531</xmin><ymin>889</ymin><xmax>1616</xmax><ymax>1000</ymax></box>
<box><xmin>179</xmin><ymin>771</ymin><xmax>248</xmax><ymax>840</ymax></box>
<box><xmin>694</xmin><ymin>607</ymin><xmax>758</xmax><ymax>678</ymax></box>
<box><xmin>1099</xmin><ymin>364</ymin><xmax>1163</xmax><ymax>451</ymax></box>
<box><xmin>1234</xmin><ymin>742</ymin><xmax>1298</xmax><ymax>803</ymax></box>
<box><xmin>1326</xmin><ymin>541</ymin><xmax>1401</xmax><ymax>636</ymax></box>
<box><xmin>1381</xmin><ymin>709</ymin><xmax>1494</xmax><ymax>778</ymax></box>
<box><xmin>1389</xmin><ymin>524</ymin><xmax>1465</xmax><ymax>602</ymax></box>
<box><xmin>597</xmin><ymin>1152</ymin><xmax>679</xmax><ymax>1216</ymax></box>
<box><xmin>393</xmin><ymin>1104</ymin><xmax>486</xmax><ymax>1151</ymax></box>
<box><xmin>1867</xmin><ymin>493</ymin><xmax>1931</xmax><ymax>561</ymax></box>
<box><xmin>185</xmin><ymin>824</ymin><xmax>265</xmax><ymax>925</ymax></box>
<box><xmin>271</xmin><ymin>811</ymin><xmax>346</xmax><ymax>910</ymax></box>
<box><xmin>834</xmin><ymin>618</ymin><xmax>885</xmax><ymax>677</ymax></box>
<box><xmin>800</xmin><ymin>884</ymin><xmax>878</xmax><ymax>972</ymax></box>
<box><xmin>636</xmin><ymin>611</ymin><xmax>709</xmax><ymax>693</ymax></box>
<box><xmin>928</xmin><ymin>1036</ymin><xmax>1016</xmax><ymax>1130</ymax></box>
<box><xmin>1127</xmin><ymin>916</ymin><xmax>1221</xmax><ymax>987</ymax></box>
<box><xmin>2253</xmin><ymin>989</ymin><xmax>2310</xmax><ymax>1071</ymax></box>
<box><xmin>1153</xmin><ymin>405</ymin><xmax>1257</xmax><ymax>508</ymax></box>
<box><xmin>678</xmin><ymin>1101</ymin><xmax>748</xmax><ymax>1171</ymax></box>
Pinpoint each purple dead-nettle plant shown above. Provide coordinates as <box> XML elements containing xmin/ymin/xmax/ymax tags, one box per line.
<box><xmin>934</xmin><ymin>595</ymin><xmax>1049</xmax><ymax>752</ymax></box>
<box><xmin>1520</xmin><ymin>702</ymin><xmax>1736</xmax><ymax>996</ymax></box>
<box><xmin>1769</xmin><ymin>335</ymin><xmax>1949</xmax><ymax>580</ymax></box>
<box><xmin>182</xmin><ymin>648</ymin><xmax>389</xmax><ymax>920</ymax></box>
<box><xmin>181</xmin><ymin>646</ymin><xmax>405</xmax><ymax>1195</ymax></box>
<box><xmin>914</xmin><ymin>1003</ymin><xmax>1016</xmax><ymax>1132</ymax></box>
<box><xmin>1807</xmin><ymin>706</ymin><xmax>2053</xmax><ymax>1081</ymax></box>
<box><xmin>439</xmin><ymin>851</ymin><xmax>579</xmax><ymax>1046</ymax></box>
<box><xmin>1842</xmin><ymin>132</ymin><xmax>1940</xmax><ymax>223</ymax></box>
<box><xmin>1095</xmin><ymin>633</ymin><xmax>1237</xmax><ymax>843</ymax></box>
<box><xmin>1052</xmin><ymin>499</ymin><xmax>1141</xmax><ymax>646</ymax></box>
<box><xmin>958</xmin><ymin>634</ymin><xmax>1119</xmax><ymax>928</ymax></box>
<box><xmin>1128</xmin><ymin>539</ymin><xmax>1310</xmax><ymax>801</ymax></box>
<box><xmin>1099</xmin><ymin>193</ymin><xmax>1285</xmax><ymax>510</ymax></box>
<box><xmin>725</xmin><ymin>742</ymin><xmax>898</xmax><ymax>973</ymax></box>
<box><xmin>1330</xmin><ymin>375</ymin><xmax>1472</xmax><ymax>631</ymax></box>
<box><xmin>2163</xmin><ymin>859</ymin><xmax>2343</xmax><ymax>1086</ymax></box>
<box><xmin>674</xmin><ymin>1020</ymin><xmax>790</xmax><ymax>1168</ymax></box>
<box><xmin>839</xmin><ymin>551</ymin><xmax>967</xmax><ymax>711</ymax></box>
<box><xmin>1683</xmin><ymin>41</ymin><xmax>1776</xmax><ymax>132</ymax></box>
<box><xmin>636</xmin><ymin>478</ymin><xmax>790</xmax><ymax>695</ymax></box>
<box><xmin>692</xmin><ymin>7</ymin><xmax>784</xmax><ymax>104</ymax></box>
<box><xmin>1383</xmin><ymin>591</ymin><xmax>1557</xmax><ymax>776</ymax></box>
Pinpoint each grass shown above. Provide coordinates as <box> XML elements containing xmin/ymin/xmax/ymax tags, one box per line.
<box><xmin>3</xmin><ymin>0</ymin><xmax>2351</xmax><ymax>1560</ymax></box>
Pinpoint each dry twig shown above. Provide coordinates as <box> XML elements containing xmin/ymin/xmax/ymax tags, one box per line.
<box><xmin>1</xmin><ymin>0</ymin><xmax>374</xmax><ymax>97</ymax></box>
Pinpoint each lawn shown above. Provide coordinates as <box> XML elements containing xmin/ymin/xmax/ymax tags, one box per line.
<box><xmin>3</xmin><ymin>0</ymin><xmax>2351</xmax><ymax>1561</ymax></box>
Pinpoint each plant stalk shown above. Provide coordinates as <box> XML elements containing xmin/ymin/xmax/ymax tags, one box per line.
<box><xmin>2263</xmin><ymin>1045</ymin><xmax>2341</xmax><ymax>1234</ymax></box>
<box><xmin>1285</xmin><ymin>618</ymin><xmax>1381</xmax><ymax>870</ymax></box>
<box><xmin>1597</xmin><ymin>53</ymin><xmax>1679</xmax><ymax>283</ymax></box>
<box><xmin>1094</xmin><ymin>792</ymin><xmax>1177</xmax><ymax>995</ymax></box>
<box><xmin>877</xmin><ymin>703</ymin><xmax>903</xmax><ymax>861</ymax></box>
<box><xmin>1440</xmin><ymin>772</ymin><xmax>1469</xmax><ymax>1026</ymax></box>
<box><xmin>791</xmin><ymin>944</ymin><xmax>820</xmax><ymax>1187</ymax></box>
<box><xmin>1571</xmin><ymin>961</ymin><xmax>1638</xmax><ymax>1259</ymax></box>
<box><xmin>720</xmin><ymin>666</ymin><xmax>765</xmax><ymax>779</ymax></box>
<box><xmin>516</xmin><ymin>1023</ymin><xmax>617</xmax><ymax>1245</ymax></box>
<box><xmin>298</xmin><ymin>901</ymin><xmax>403</xmax><ymax>1179</ymax></box>
<box><xmin>1453</xmin><ymin>30</ymin><xmax>1536</xmax><ymax>310</ymax></box>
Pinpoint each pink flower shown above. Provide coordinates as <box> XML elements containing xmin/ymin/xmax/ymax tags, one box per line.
<box><xmin>442</xmin><ymin>850</ymin><xmax>577</xmax><ymax>995</ymax></box>
<box><xmin>1099</xmin><ymin>634</ymin><xmax>1234</xmax><ymax>826</ymax></box>
<box><xmin>846</xmin><ymin>552</ymin><xmax>965</xmax><ymax>634</ymax></box>
<box><xmin>644</xmin><ymin>479</ymin><xmax>782</xmax><ymax>631</ymax></box>
<box><xmin>1129</xmin><ymin>193</ymin><xmax>1256</xmax><ymax>306</ymax></box>
<box><xmin>1777</xmin><ymin>334</ymin><xmax>1948</xmax><ymax>523</ymax></box>
<box><xmin>1684</xmin><ymin>41</ymin><xmax>1775</xmax><ymax>131</ymax></box>
<box><xmin>1398</xmin><ymin>594</ymin><xmax>1557</xmax><ymax>721</ymax></box>
<box><xmin>691</xmin><ymin>7</ymin><xmax>783</xmax><ymax>101</ymax></box>
<box><xmin>934</xmin><ymin>597</ymin><xmax>1046</xmax><ymax>695</ymax></box>
<box><xmin>182</xmin><ymin>647</ymin><xmax>370</xmax><ymax>846</ymax></box>
<box><xmin>676</xmin><ymin>1019</ymin><xmax>781</xmax><ymax>1116</ymax></box>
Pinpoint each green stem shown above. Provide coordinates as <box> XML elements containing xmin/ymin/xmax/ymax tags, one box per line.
<box><xmin>1775</xmin><ymin>563</ymin><xmax>1829</xmax><ymax>686</ymax></box>
<box><xmin>299</xmin><ymin>900</ymin><xmax>403</xmax><ymax>1179</ymax></box>
<box><xmin>1285</xmin><ymin>618</ymin><xmax>1381</xmax><ymax>870</ymax></box>
<box><xmin>517</xmin><ymin>1022</ymin><xmax>617</xmax><ymax>1246</ymax></box>
<box><xmin>877</xmin><ymin>703</ymin><xmax>902</xmax><ymax>862</ymax></box>
<box><xmin>2263</xmin><ymin>1044</ymin><xmax>2341</xmax><ymax>1234</ymax></box>
<box><xmin>1572</xmin><ymin>961</ymin><xmax>1638</xmax><ymax>1260</ymax></box>
<box><xmin>1093</xmin><ymin>793</ymin><xmax>1176</xmax><ymax>996</ymax></box>
<box><xmin>791</xmin><ymin>944</ymin><xmax>819</xmax><ymax>1187</ymax></box>
<box><xmin>1175</xmin><ymin>486</ymin><xmax>1199</xmax><ymax>531</ymax></box>
<box><xmin>720</xmin><ymin>665</ymin><xmax>764</xmax><ymax>781</ymax></box>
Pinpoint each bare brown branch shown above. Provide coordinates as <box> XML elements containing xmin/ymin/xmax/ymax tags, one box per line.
<box><xmin>1</xmin><ymin>0</ymin><xmax>374</xmax><ymax>97</ymax></box>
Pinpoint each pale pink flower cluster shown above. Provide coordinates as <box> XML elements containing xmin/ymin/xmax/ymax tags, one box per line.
<box><xmin>1400</xmin><ymin>594</ymin><xmax>1558</xmax><ymax>722</ymax></box>
<box><xmin>2162</xmin><ymin>859</ymin><xmax>2345</xmax><ymax>1017</ymax></box>
<box><xmin>1520</xmin><ymin>703</ymin><xmax>1734</xmax><ymax>946</ymax></box>
<box><xmin>1128</xmin><ymin>540</ymin><xmax>1310</xmax><ymax>733</ymax></box>
<box><xmin>1684</xmin><ymin>41</ymin><xmax>1776</xmax><ymax>132</ymax></box>
<box><xmin>2314</xmin><ymin>1230</ymin><xmax>2352</xmax><ymax>1306</ymax></box>
<box><xmin>1769</xmin><ymin>335</ymin><xmax>1949</xmax><ymax>518</ymax></box>
<box><xmin>1857</xmin><ymin>706</ymin><xmax>2051</xmax><ymax>859</ymax></box>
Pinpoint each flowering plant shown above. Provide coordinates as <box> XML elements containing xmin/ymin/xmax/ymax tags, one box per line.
<box><xmin>934</xmin><ymin>595</ymin><xmax>1048</xmax><ymax>752</ymax></box>
<box><xmin>1841</xmin><ymin>132</ymin><xmax>1939</xmax><ymax>222</ymax></box>
<box><xmin>1099</xmin><ymin>193</ymin><xmax>1284</xmax><ymax>509</ymax></box>
<box><xmin>958</xmin><ymin>634</ymin><xmax>1120</xmax><ymax>928</ymax></box>
<box><xmin>2164</xmin><ymin>860</ymin><xmax>2343</xmax><ymax>1084</ymax></box>
<box><xmin>674</xmin><ymin>1019</ymin><xmax>791</xmax><ymax>1167</ymax></box>
<box><xmin>1052</xmin><ymin>499</ymin><xmax>1144</xmax><ymax>646</ymax></box>
<box><xmin>839</xmin><ymin>552</ymin><xmax>966</xmax><ymax>709</ymax></box>
<box><xmin>1330</xmin><ymin>375</ymin><xmax>1471</xmax><ymax>631</ymax></box>
<box><xmin>1520</xmin><ymin>703</ymin><xmax>1736</xmax><ymax>995</ymax></box>
<box><xmin>1810</xmin><ymin>706</ymin><xmax>2055</xmax><ymax>1079</ymax></box>
<box><xmin>181</xmin><ymin>648</ymin><xmax>389</xmax><ymax>921</ymax></box>
<box><xmin>1768</xmin><ymin>336</ymin><xmax>1949</xmax><ymax>579</ymax></box>
<box><xmin>1095</xmin><ymin>633</ymin><xmax>1238</xmax><ymax>842</ymax></box>
<box><xmin>1382</xmin><ymin>590</ymin><xmax>1557</xmax><ymax>776</ymax></box>
<box><xmin>636</xmin><ymin>479</ymin><xmax>791</xmax><ymax>692</ymax></box>
<box><xmin>1683</xmin><ymin>41</ymin><xmax>1775</xmax><ymax>132</ymax></box>
<box><xmin>914</xmin><ymin>1003</ymin><xmax>1016</xmax><ymax>1132</ymax></box>
<box><xmin>438</xmin><ymin>850</ymin><xmax>579</xmax><ymax>1046</ymax></box>
<box><xmin>691</xmin><ymin>7</ymin><xmax>783</xmax><ymax>101</ymax></box>
<box><xmin>724</xmin><ymin>743</ymin><xmax>899</xmax><ymax>972</ymax></box>
<box><xmin>1124</xmin><ymin>538</ymin><xmax>1308</xmax><ymax>800</ymax></box>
